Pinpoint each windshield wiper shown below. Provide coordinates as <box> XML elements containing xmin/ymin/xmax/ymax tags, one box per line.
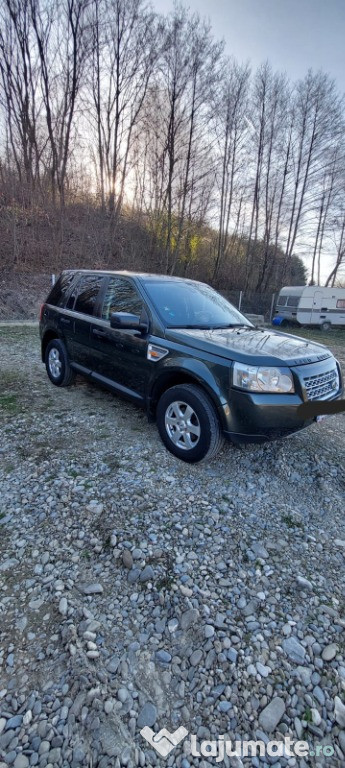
<box><xmin>166</xmin><ymin>324</ymin><xmax>215</xmax><ymax>329</ymax></box>
<box><xmin>211</xmin><ymin>323</ymin><xmax>252</xmax><ymax>329</ymax></box>
<box><xmin>167</xmin><ymin>323</ymin><xmax>253</xmax><ymax>330</ymax></box>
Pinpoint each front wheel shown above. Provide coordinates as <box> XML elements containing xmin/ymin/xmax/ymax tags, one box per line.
<box><xmin>156</xmin><ymin>384</ymin><xmax>223</xmax><ymax>463</ymax></box>
<box><xmin>321</xmin><ymin>321</ymin><xmax>331</xmax><ymax>331</ymax></box>
<box><xmin>45</xmin><ymin>339</ymin><xmax>75</xmax><ymax>386</ymax></box>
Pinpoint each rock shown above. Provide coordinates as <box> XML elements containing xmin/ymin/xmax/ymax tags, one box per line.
<box><xmin>282</xmin><ymin>637</ymin><xmax>306</xmax><ymax>665</ymax></box>
<box><xmin>204</xmin><ymin>625</ymin><xmax>215</xmax><ymax>639</ymax></box>
<box><xmin>155</xmin><ymin>650</ymin><xmax>172</xmax><ymax>664</ymax></box>
<box><xmin>294</xmin><ymin>717</ymin><xmax>303</xmax><ymax>739</ymax></box>
<box><xmin>107</xmin><ymin>656</ymin><xmax>120</xmax><ymax>673</ymax></box>
<box><xmin>322</xmin><ymin>643</ymin><xmax>337</xmax><ymax>661</ymax></box>
<box><xmin>295</xmin><ymin>666</ymin><xmax>312</xmax><ymax>686</ymax></box>
<box><xmin>128</xmin><ymin>568</ymin><xmax>140</xmax><ymax>584</ymax></box>
<box><xmin>73</xmin><ymin>746</ymin><xmax>86</xmax><ymax>763</ymax></box>
<box><xmin>313</xmin><ymin>686</ymin><xmax>325</xmax><ymax>706</ymax></box>
<box><xmin>104</xmin><ymin>699</ymin><xmax>113</xmax><ymax>714</ymax></box>
<box><xmin>0</xmin><ymin>559</ymin><xmax>18</xmax><ymax>572</ymax></box>
<box><xmin>311</xmin><ymin>708</ymin><xmax>322</xmax><ymax>726</ymax></box>
<box><xmin>296</xmin><ymin>576</ymin><xmax>313</xmax><ymax>591</ymax></box>
<box><xmin>22</xmin><ymin>711</ymin><xmax>32</xmax><ymax>726</ymax></box>
<box><xmin>190</xmin><ymin>649</ymin><xmax>203</xmax><ymax>666</ymax></box>
<box><xmin>15</xmin><ymin>617</ymin><xmax>27</xmax><ymax>633</ymax></box>
<box><xmin>256</xmin><ymin>662</ymin><xmax>271</xmax><ymax>678</ymax></box>
<box><xmin>13</xmin><ymin>756</ymin><xmax>29</xmax><ymax>768</ymax></box>
<box><xmin>168</xmin><ymin>619</ymin><xmax>179</xmax><ymax>633</ymax></box>
<box><xmin>5</xmin><ymin>715</ymin><xmax>23</xmax><ymax>730</ymax></box>
<box><xmin>139</xmin><ymin>565</ymin><xmax>154</xmax><ymax>583</ymax></box>
<box><xmin>122</xmin><ymin>550</ymin><xmax>133</xmax><ymax>569</ymax></box>
<box><xmin>137</xmin><ymin>703</ymin><xmax>157</xmax><ymax>729</ymax></box>
<box><xmin>334</xmin><ymin>696</ymin><xmax>345</xmax><ymax>727</ymax></box>
<box><xmin>81</xmin><ymin>583</ymin><xmax>103</xmax><ymax>595</ymax></box>
<box><xmin>250</xmin><ymin>542</ymin><xmax>269</xmax><ymax>559</ymax></box>
<box><xmin>339</xmin><ymin>731</ymin><xmax>345</xmax><ymax>754</ymax></box>
<box><xmin>180</xmin><ymin>608</ymin><xmax>199</xmax><ymax>631</ymax></box>
<box><xmin>59</xmin><ymin>597</ymin><xmax>68</xmax><ymax>616</ymax></box>
<box><xmin>28</xmin><ymin>598</ymin><xmax>44</xmax><ymax>610</ymax></box>
<box><xmin>258</xmin><ymin>697</ymin><xmax>286</xmax><ymax>732</ymax></box>
<box><xmin>118</xmin><ymin>688</ymin><xmax>129</xmax><ymax>703</ymax></box>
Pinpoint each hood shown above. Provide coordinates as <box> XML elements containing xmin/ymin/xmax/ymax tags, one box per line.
<box><xmin>165</xmin><ymin>326</ymin><xmax>333</xmax><ymax>367</ymax></box>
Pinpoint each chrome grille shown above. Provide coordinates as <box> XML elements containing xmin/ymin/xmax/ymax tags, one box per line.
<box><xmin>303</xmin><ymin>365</ymin><xmax>339</xmax><ymax>401</ymax></box>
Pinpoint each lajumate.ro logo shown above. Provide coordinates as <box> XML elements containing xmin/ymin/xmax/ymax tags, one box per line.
<box><xmin>140</xmin><ymin>725</ymin><xmax>335</xmax><ymax>761</ymax></box>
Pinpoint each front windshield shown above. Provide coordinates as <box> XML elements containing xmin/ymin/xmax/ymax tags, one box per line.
<box><xmin>143</xmin><ymin>280</ymin><xmax>252</xmax><ymax>329</ymax></box>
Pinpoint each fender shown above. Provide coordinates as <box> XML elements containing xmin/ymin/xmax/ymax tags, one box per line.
<box><xmin>148</xmin><ymin>355</ymin><xmax>230</xmax><ymax>416</ymax></box>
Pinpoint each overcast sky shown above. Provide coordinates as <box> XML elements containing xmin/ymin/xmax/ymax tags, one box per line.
<box><xmin>154</xmin><ymin>0</ymin><xmax>345</xmax><ymax>94</ymax></box>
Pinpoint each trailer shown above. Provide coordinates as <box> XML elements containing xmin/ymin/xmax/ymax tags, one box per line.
<box><xmin>273</xmin><ymin>285</ymin><xmax>345</xmax><ymax>330</ymax></box>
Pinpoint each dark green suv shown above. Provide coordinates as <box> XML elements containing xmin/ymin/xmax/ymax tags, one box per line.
<box><xmin>39</xmin><ymin>270</ymin><xmax>342</xmax><ymax>462</ymax></box>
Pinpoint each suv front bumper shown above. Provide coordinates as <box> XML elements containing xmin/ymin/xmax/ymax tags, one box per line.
<box><xmin>221</xmin><ymin>359</ymin><xmax>343</xmax><ymax>443</ymax></box>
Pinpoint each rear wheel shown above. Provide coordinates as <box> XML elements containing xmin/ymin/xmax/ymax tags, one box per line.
<box><xmin>156</xmin><ymin>384</ymin><xmax>223</xmax><ymax>463</ymax></box>
<box><xmin>45</xmin><ymin>339</ymin><xmax>75</xmax><ymax>387</ymax></box>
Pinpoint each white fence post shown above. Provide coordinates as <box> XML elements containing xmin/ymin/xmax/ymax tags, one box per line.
<box><xmin>270</xmin><ymin>293</ymin><xmax>276</xmax><ymax>323</ymax></box>
<box><xmin>238</xmin><ymin>291</ymin><xmax>243</xmax><ymax>311</ymax></box>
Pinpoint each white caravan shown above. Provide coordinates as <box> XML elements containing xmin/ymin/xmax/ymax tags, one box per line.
<box><xmin>274</xmin><ymin>285</ymin><xmax>345</xmax><ymax>330</ymax></box>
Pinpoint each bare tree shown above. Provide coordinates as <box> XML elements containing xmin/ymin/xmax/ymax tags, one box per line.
<box><xmin>30</xmin><ymin>0</ymin><xmax>89</xmax><ymax>204</ymax></box>
<box><xmin>0</xmin><ymin>0</ymin><xmax>41</xmax><ymax>199</ymax></box>
<box><xmin>282</xmin><ymin>71</ymin><xmax>344</xmax><ymax>280</ymax></box>
<box><xmin>88</xmin><ymin>0</ymin><xmax>160</xmax><ymax>222</ymax></box>
<box><xmin>325</xmin><ymin>206</ymin><xmax>345</xmax><ymax>287</ymax></box>
<box><xmin>212</xmin><ymin>59</ymin><xmax>250</xmax><ymax>283</ymax></box>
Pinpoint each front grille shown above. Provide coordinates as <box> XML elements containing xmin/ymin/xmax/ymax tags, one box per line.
<box><xmin>303</xmin><ymin>365</ymin><xmax>339</xmax><ymax>401</ymax></box>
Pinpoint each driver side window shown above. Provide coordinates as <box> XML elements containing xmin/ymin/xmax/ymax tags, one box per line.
<box><xmin>101</xmin><ymin>277</ymin><xmax>143</xmax><ymax>321</ymax></box>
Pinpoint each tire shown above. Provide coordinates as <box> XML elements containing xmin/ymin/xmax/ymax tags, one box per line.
<box><xmin>45</xmin><ymin>338</ymin><xmax>75</xmax><ymax>387</ymax></box>
<box><xmin>156</xmin><ymin>383</ymin><xmax>223</xmax><ymax>463</ymax></box>
<box><xmin>321</xmin><ymin>321</ymin><xmax>331</xmax><ymax>331</ymax></box>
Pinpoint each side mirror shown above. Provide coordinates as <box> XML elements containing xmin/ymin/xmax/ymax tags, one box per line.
<box><xmin>110</xmin><ymin>312</ymin><xmax>148</xmax><ymax>333</ymax></box>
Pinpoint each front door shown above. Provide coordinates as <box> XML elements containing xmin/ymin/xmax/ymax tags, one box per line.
<box><xmin>91</xmin><ymin>276</ymin><xmax>150</xmax><ymax>400</ymax></box>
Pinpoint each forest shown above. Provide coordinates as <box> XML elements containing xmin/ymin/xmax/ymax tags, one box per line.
<box><xmin>0</xmin><ymin>0</ymin><xmax>344</xmax><ymax>292</ymax></box>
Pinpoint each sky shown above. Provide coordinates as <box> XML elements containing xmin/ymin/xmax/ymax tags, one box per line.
<box><xmin>154</xmin><ymin>0</ymin><xmax>345</xmax><ymax>94</ymax></box>
<box><xmin>153</xmin><ymin>0</ymin><xmax>345</xmax><ymax>281</ymax></box>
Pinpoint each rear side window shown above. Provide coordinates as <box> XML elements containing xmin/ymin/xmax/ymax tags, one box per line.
<box><xmin>277</xmin><ymin>295</ymin><xmax>299</xmax><ymax>307</ymax></box>
<box><xmin>287</xmin><ymin>296</ymin><xmax>299</xmax><ymax>307</ymax></box>
<box><xmin>74</xmin><ymin>275</ymin><xmax>104</xmax><ymax>316</ymax></box>
<box><xmin>46</xmin><ymin>272</ymin><xmax>75</xmax><ymax>307</ymax></box>
<box><xmin>101</xmin><ymin>278</ymin><xmax>143</xmax><ymax>320</ymax></box>
<box><xmin>336</xmin><ymin>299</ymin><xmax>345</xmax><ymax>308</ymax></box>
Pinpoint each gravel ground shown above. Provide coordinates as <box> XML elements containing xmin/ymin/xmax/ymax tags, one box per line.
<box><xmin>0</xmin><ymin>326</ymin><xmax>345</xmax><ymax>768</ymax></box>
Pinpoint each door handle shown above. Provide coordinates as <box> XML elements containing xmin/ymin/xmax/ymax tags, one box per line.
<box><xmin>92</xmin><ymin>328</ymin><xmax>108</xmax><ymax>338</ymax></box>
<box><xmin>60</xmin><ymin>317</ymin><xmax>71</xmax><ymax>325</ymax></box>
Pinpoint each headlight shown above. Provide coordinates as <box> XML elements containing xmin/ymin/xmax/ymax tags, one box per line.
<box><xmin>233</xmin><ymin>363</ymin><xmax>295</xmax><ymax>393</ymax></box>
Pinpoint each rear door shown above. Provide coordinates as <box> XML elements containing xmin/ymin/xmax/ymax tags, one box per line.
<box><xmin>68</xmin><ymin>274</ymin><xmax>106</xmax><ymax>370</ymax></box>
<box><xmin>91</xmin><ymin>276</ymin><xmax>150</xmax><ymax>400</ymax></box>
